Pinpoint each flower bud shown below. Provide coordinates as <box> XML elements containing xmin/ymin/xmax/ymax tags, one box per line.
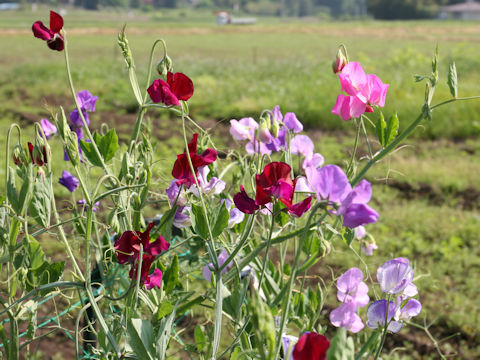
<box><xmin>12</xmin><ymin>145</ymin><xmax>26</xmax><ymax>166</ymax></box>
<box><xmin>27</xmin><ymin>142</ymin><xmax>47</xmax><ymax>166</ymax></box>
<box><xmin>258</xmin><ymin>120</ymin><xmax>273</xmax><ymax>144</ymax></box>
<box><xmin>332</xmin><ymin>49</ymin><xmax>347</xmax><ymax>74</ymax></box>
<box><xmin>271</xmin><ymin>117</ymin><xmax>280</xmax><ymax>138</ymax></box>
<box><xmin>156</xmin><ymin>55</ymin><xmax>173</xmax><ymax>76</ymax></box>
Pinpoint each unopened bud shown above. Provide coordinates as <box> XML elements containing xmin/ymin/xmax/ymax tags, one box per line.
<box><xmin>12</xmin><ymin>145</ymin><xmax>25</xmax><ymax>166</ymax></box>
<box><xmin>332</xmin><ymin>49</ymin><xmax>347</xmax><ymax>74</ymax></box>
<box><xmin>156</xmin><ymin>55</ymin><xmax>173</xmax><ymax>76</ymax></box>
<box><xmin>27</xmin><ymin>142</ymin><xmax>46</xmax><ymax>166</ymax></box>
<box><xmin>258</xmin><ymin>120</ymin><xmax>273</xmax><ymax>143</ymax></box>
<box><xmin>271</xmin><ymin>118</ymin><xmax>280</xmax><ymax>138</ymax></box>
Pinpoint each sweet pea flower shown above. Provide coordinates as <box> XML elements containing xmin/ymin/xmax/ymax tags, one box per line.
<box><xmin>39</xmin><ymin>119</ymin><xmax>57</xmax><ymax>139</ymax></box>
<box><xmin>290</xmin><ymin>135</ymin><xmax>314</xmax><ymax>158</ymax></box>
<box><xmin>172</xmin><ymin>133</ymin><xmax>217</xmax><ymax>188</ymax></box>
<box><xmin>230</xmin><ymin>117</ymin><xmax>258</xmax><ymax>141</ymax></box>
<box><xmin>202</xmin><ymin>249</ymin><xmax>233</xmax><ymax>282</ymax></box>
<box><xmin>32</xmin><ymin>11</ymin><xmax>64</xmax><ymax>51</ymax></box>
<box><xmin>114</xmin><ymin>223</ymin><xmax>170</xmax><ymax>289</ymax></box>
<box><xmin>77</xmin><ymin>199</ymin><xmax>100</xmax><ymax>212</ymax></box>
<box><xmin>394</xmin><ymin>298</ymin><xmax>422</xmax><ymax>321</ymax></box>
<box><xmin>233</xmin><ymin>162</ymin><xmax>312</xmax><ymax>217</ymax></box>
<box><xmin>366</xmin><ymin>300</ymin><xmax>403</xmax><ymax>333</ymax></box>
<box><xmin>58</xmin><ymin>170</ymin><xmax>79</xmax><ymax>193</ymax></box>
<box><xmin>76</xmin><ymin>90</ymin><xmax>98</xmax><ymax>112</ymax></box>
<box><xmin>148</xmin><ymin>72</ymin><xmax>194</xmax><ymax>106</ymax></box>
<box><xmin>376</xmin><ymin>258</ymin><xmax>414</xmax><ymax>295</ymax></box>
<box><xmin>329</xmin><ymin>302</ymin><xmax>364</xmax><ymax>333</ymax></box>
<box><xmin>332</xmin><ymin>62</ymin><xmax>389</xmax><ymax>121</ymax></box>
<box><xmin>166</xmin><ymin>180</ymin><xmax>188</xmax><ymax>207</ymax></box>
<box><xmin>282</xmin><ymin>334</ymin><xmax>298</xmax><ymax>360</ymax></box>
<box><xmin>221</xmin><ymin>199</ymin><xmax>245</xmax><ymax>228</ymax></box>
<box><xmin>302</xmin><ymin>153</ymin><xmax>324</xmax><ymax>173</ymax></box>
<box><xmin>173</xmin><ymin>206</ymin><xmax>191</xmax><ymax>228</ymax></box>
<box><xmin>336</xmin><ymin>267</ymin><xmax>369</xmax><ymax>307</ymax></box>
<box><xmin>307</xmin><ymin>165</ymin><xmax>379</xmax><ymax>228</ymax></box>
<box><xmin>189</xmin><ymin>166</ymin><xmax>226</xmax><ymax>197</ymax></box>
<box><xmin>292</xmin><ymin>332</ymin><xmax>330</xmax><ymax>360</ymax></box>
<box><xmin>28</xmin><ymin>142</ymin><xmax>47</xmax><ymax>166</ymax></box>
<box><xmin>361</xmin><ymin>242</ymin><xmax>378</xmax><ymax>256</ymax></box>
<box><xmin>283</xmin><ymin>112</ymin><xmax>303</xmax><ymax>133</ymax></box>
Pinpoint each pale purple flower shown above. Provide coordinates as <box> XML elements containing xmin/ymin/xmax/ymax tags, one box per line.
<box><xmin>245</xmin><ymin>139</ymin><xmax>272</xmax><ymax>156</ymax></box>
<box><xmin>302</xmin><ymin>153</ymin><xmax>324</xmax><ymax>173</ymax></box>
<box><xmin>221</xmin><ymin>199</ymin><xmax>245</xmax><ymax>228</ymax></box>
<box><xmin>294</xmin><ymin>176</ymin><xmax>313</xmax><ymax>193</ymax></box>
<box><xmin>58</xmin><ymin>170</ymin><xmax>79</xmax><ymax>192</ymax></box>
<box><xmin>190</xmin><ymin>166</ymin><xmax>226</xmax><ymax>197</ymax></box>
<box><xmin>282</xmin><ymin>334</ymin><xmax>298</xmax><ymax>360</ymax></box>
<box><xmin>366</xmin><ymin>300</ymin><xmax>403</xmax><ymax>333</ymax></box>
<box><xmin>265</xmin><ymin>127</ymin><xmax>287</xmax><ymax>152</ymax></box>
<box><xmin>270</xmin><ymin>105</ymin><xmax>283</xmax><ymax>123</ymax></box>
<box><xmin>166</xmin><ymin>180</ymin><xmax>187</xmax><ymax>207</ymax></box>
<box><xmin>290</xmin><ymin>135</ymin><xmax>314</xmax><ymax>158</ymax></box>
<box><xmin>336</xmin><ymin>267</ymin><xmax>369</xmax><ymax>307</ymax></box>
<box><xmin>203</xmin><ymin>249</ymin><xmax>233</xmax><ymax>282</ymax></box>
<box><xmin>330</xmin><ymin>302</ymin><xmax>364</xmax><ymax>333</ymax></box>
<box><xmin>258</xmin><ymin>124</ymin><xmax>274</xmax><ymax>144</ymax></box>
<box><xmin>307</xmin><ymin>164</ymin><xmax>352</xmax><ymax>203</ymax></box>
<box><xmin>355</xmin><ymin>226</ymin><xmax>367</xmax><ymax>239</ymax></box>
<box><xmin>77</xmin><ymin>199</ymin><xmax>100</xmax><ymax>212</ymax></box>
<box><xmin>283</xmin><ymin>112</ymin><xmax>303</xmax><ymax>133</ymax></box>
<box><xmin>39</xmin><ymin>118</ymin><xmax>57</xmax><ymax>139</ymax></box>
<box><xmin>361</xmin><ymin>242</ymin><xmax>378</xmax><ymax>256</ymax></box>
<box><xmin>376</xmin><ymin>258</ymin><xmax>414</xmax><ymax>295</ymax></box>
<box><xmin>394</xmin><ymin>298</ymin><xmax>422</xmax><ymax>321</ymax></box>
<box><xmin>230</xmin><ymin>117</ymin><xmax>258</xmax><ymax>141</ymax></box>
<box><xmin>173</xmin><ymin>206</ymin><xmax>191</xmax><ymax>228</ymax></box>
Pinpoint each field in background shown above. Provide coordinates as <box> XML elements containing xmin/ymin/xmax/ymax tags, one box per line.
<box><xmin>1</xmin><ymin>7</ymin><xmax>479</xmax><ymax>359</ymax></box>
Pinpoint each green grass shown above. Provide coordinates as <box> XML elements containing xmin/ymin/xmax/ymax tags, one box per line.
<box><xmin>1</xmin><ymin>8</ymin><xmax>480</xmax><ymax>359</ymax></box>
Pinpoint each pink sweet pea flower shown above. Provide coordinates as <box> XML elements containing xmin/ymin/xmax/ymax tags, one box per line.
<box><xmin>32</xmin><ymin>11</ymin><xmax>64</xmax><ymax>51</ymax></box>
<box><xmin>331</xmin><ymin>94</ymin><xmax>367</xmax><ymax>122</ymax></box>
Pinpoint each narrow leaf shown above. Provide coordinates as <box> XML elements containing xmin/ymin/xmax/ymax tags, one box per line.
<box><xmin>447</xmin><ymin>62</ymin><xmax>458</xmax><ymax>98</ymax></box>
<box><xmin>385</xmin><ymin>113</ymin><xmax>399</xmax><ymax>146</ymax></box>
<box><xmin>212</xmin><ymin>202</ymin><xmax>229</xmax><ymax>238</ymax></box>
<box><xmin>376</xmin><ymin>112</ymin><xmax>386</xmax><ymax>147</ymax></box>
<box><xmin>126</xmin><ymin>319</ymin><xmax>155</xmax><ymax>360</ymax></box>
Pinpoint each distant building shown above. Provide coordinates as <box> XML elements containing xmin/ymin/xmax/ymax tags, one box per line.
<box><xmin>215</xmin><ymin>10</ymin><xmax>257</xmax><ymax>25</ymax></box>
<box><xmin>439</xmin><ymin>0</ymin><xmax>480</xmax><ymax>20</ymax></box>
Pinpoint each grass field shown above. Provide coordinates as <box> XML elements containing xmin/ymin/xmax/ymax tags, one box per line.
<box><xmin>1</xmin><ymin>7</ymin><xmax>479</xmax><ymax>359</ymax></box>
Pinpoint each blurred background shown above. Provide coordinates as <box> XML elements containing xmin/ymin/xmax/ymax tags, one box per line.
<box><xmin>0</xmin><ymin>0</ymin><xmax>479</xmax><ymax>358</ymax></box>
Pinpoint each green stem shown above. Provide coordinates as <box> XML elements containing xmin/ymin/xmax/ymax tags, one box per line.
<box><xmin>430</xmin><ymin>95</ymin><xmax>480</xmax><ymax>110</ymax></box>
<box><xmin>257</xmin><ymin>209</ymin><xmax>276</xmax><ymax>291</ymax></box>
<box><xmin>347</xmin><ymin>118</ymin><xmax>361</xmax><ymax>178</ymax></box>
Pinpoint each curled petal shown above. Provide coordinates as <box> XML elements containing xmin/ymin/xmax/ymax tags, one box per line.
<box><xmin>341</xmin><ymin>203</ymin><xmax>379</xmax><ymax>228</ymax></box>
<box><xmin>147</xmin><ymin>78</ymin><xmax>180</xmax><ymax>106</ymax></box>
<box><xmin>32</xmin><ymin>21</ymin><xmax>53</xmax><ymax>41</ymax></box>
<box><xmin>288</xmin><ymin>196</ymin><xmax>312</xmax><ymax>217</ymax></box>
<box><xmin>234</xmin><ymin>186</ymin><xmax>259</xmax><ymax>214</ymax></box>
<box><xmin>49</xmin><ymin>11</ymin><xmax>64</xmax><ymax>33</ymax></box>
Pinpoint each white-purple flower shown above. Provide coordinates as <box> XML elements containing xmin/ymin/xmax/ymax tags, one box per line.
<box><xmin>203</xmin><ymin>249</ymin><xmax>233</xmax><ymax>282</ymax></box>
<box><xmin>173</xmin><ymin>206</ymin><xmax>191</xmax><ymax>228</ymax></box>
<box><xmin>336</xmin><ymin>267</ymin><xmax>369</xmax><ymax>307</ymax></box>
<box><xmin>229</xmin><ymin>117</ymin><xmax>258</xmax><ymax>141</ymax></box>
<box><xmin>366</xmin><ymin>300</ymin><xmax>403</xmax><ymax>333</ymax></box>
<box><xmin>361</xmin><ymin>242</ymin><xmax>378</xmax><ymax>256</ymax></box>
<box><xmin>376</xmin><ymin>257</ymin><xmax>414</xmax><ymax>295</ymax></box>
<box><xmin>330</xmin><ymin>302</ymin><xmax>365</xmax><ymax>333</ymax></box>
<box><xmin>394</xmin><ymin>298</ymin><xmax>422</xmax><ymax>321</ymax></box>
<box><xmin>39</xmin><ymin>118</ymin><xmax>57</xmax><ymax>139</ymax></box>
<box><xmin>302</xmin><ymin>153</ymin><xmax>324</xmax><ymax>173</ymax></box>
<box><xmin>221</xmin><ymin>199</ymin><xmax>245</xmax><ymax>228</ymax></box>
<box><xmin>58</xmin><ymin>170</ymin><xmax>79</xmax><ymax>192</ymax></box>
<box><xmin>281</xmin><ymin>334</ymin><xmax>298</xmax><ymax>360</ymax></box>
<box><xmin>189</xmin><ymin>166</ymin><xmax>226</xmax><ymax>197</ymax></box>
<box><xmin>166</xmin><ymin>180</ymin><xmax>188</xmax><ymax>207</ymax></box>
<box><xmin>290</xmin><ymin>135</ymin><xmax>314</xmax><ymax>158</ymax></box>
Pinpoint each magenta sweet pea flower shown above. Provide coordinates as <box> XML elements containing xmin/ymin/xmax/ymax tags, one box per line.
<box><xmin>39</xmin><ymin>118</ymin><xmax>57</xmax><ymax>139</ymax></box>
<box><xmin>148</xmin><ymin>72</ymin><xmax>194</xmax><ymax>106</ymax></box>
<box><xmin>338</xmin><ymin>62</ymin><xmax>368</xmax><ymax>99</ymax></box>
<box><xmin>58</xmin><ymin>170</ymin><xmax>79</xmax><ymax>193</ymax></box>
<box><xmin>330</xmin><ymin>302</ymin><xmax>365</xmax><ymax>333</ymax></box>
<box><xmin>32</xmin><ymin>11</ymin><xmax>64</xmax><ymax>51</ymax></box>
<box><xmin>145</xmin><ymin>268</ymin><xmax>163</xmax><ymax>290</ymax></box>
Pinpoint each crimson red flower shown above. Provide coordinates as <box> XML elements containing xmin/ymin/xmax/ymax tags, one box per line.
<box><xmin>114</xmin><ymin>223</ymin><xmax>170</xmax><ymax>289</ymax></box>
<box><xmin>293</xmin><ymin>332</ymin><xmax>330</xmax><ymax>360</ymax></box>
<box><xmin>28</xmin><ymin>142</ymin><xmax>47</xmax><ymax>166</ymax></box>
<box><xmin>147</xmin><ymin>72</ymin><xmax>194</xmax><ymax>106</ymax></box>
<box><xmin>32</xmin><ymin>11</ymin><xmax>64</xmax><ymax>51</ymax></box>
<box><xmin>172</xmin><ymin>133</ymin><xmax>217</xmax><ymax>187</ymax></box>
<box><xmin>233</xmin><ymin>162</ymin><xmax>312</xmax><ymax>217</ymax></box>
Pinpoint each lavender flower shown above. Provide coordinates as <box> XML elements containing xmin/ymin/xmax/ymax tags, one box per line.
<box><xmin>39</xmin><ymin>118</ymin><xmax>57</xmax><ymax>139</ymax></box>
<box><xmin>58</xmin><ymin>170</ymin><xmax>79</xmax><ymax>192</ymax></box>
<box><xmin>290</xmin><ymin>135</ymin><xmax>314</xmax><ymax>158</ymax></box>
<box><xmin>203</xmin><ymin>249</ymin><xmax>233</xmax><ymax>282</ymax></box>
<box><xmin>189</xmin><ymin>166</ymin><xmax>226</xmax><ymax>197</ymax></box>
<box><xmin>76</xmin><ymin>90</ymin><xmax>98</xmax><ymax>112</ymax></box>
<box><xmin>336</xmin><ymin>267</ymin><xmax>369</xmax><ymax>307</ymax></box>
<box><xmin>229</xmin><ymin>117</ymin><xmax>258</xmax><ymax>141</ymax></box>
<box><xmin>77</xmin><ymin>199</ymin><xmax>100</xmax><ymax>212</ymax></box>
<box><xmin>330</xmin><ymin>302</ymin><xmax>365</xmax><ymax>333</ymax></box>
<box><xmin>366</xmin><ymin>300</ymin><xmax>403</xmax><ymax>333</ymax></box>
<box><xmin>283</xmin><ymin>112</ymin><xmax>303</xmax><ymax>133</ymax></box>
<box><xmin>221</xmin><ymin>199</ymin><xmax>245</xmax><ymax>228</ymax></box>
<box><xmin>376</xmin><ymin>258</ymin><xmax>414</xmax><ymax>295</ymax></box>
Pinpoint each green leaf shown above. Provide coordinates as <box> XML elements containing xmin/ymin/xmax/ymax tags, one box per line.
<box><xmin>39</xmin><ymin>262</ymin><xmax>65</xmax><ymax>295</ymax></box>
<box><xmin>274</xmin><ymin>201</ymin><xmax>289</xmax><ymax>226</ymax></box>
<box><xmin>327</xmin><ymin>327</ymin><xmax>355</xmax><ymax>360</ymax></box>
<box><xmin>212</xmin><ymin>202</ymin><xmax>229</xmax><ymax>238</ymax></box>
<box><xmin>342</xmin><ymin>228</ymin><xmax>355</xmax><ymax>247</ymax></box>
<box><xmin>156</xmin><ymin>302</ymin><xmax>178</xmax><ymax>360</ymax></box>
<box><xmin>156</xmin><ymin>206</ymin><xmax>177</xmax><ymax>243</ymax></box>
<box><xmin>24</xmin><ymin>236</ymin><xmax>46</xmax><ymax>272</ymax></box>
<box><xmin>194</xmin><ymin>325</ymin><xmax>207</xmax><ymax>352</ymax></box>
<box><xmin>156</xmin><ymin>301</ymin><xmax>174</xmax><ymax>320</ymax></box>
<box><xmin>447</xmin><ymin>62</ymin><xmax>458</xmax><ymax>98</ymax></box>
<box><xmin>126</xmin><ymin>318</ymin><xmax>155</xmax><ymax>360</ymax></box>
<box><xmin>7</xmin><ymin>167</ymin><xmax>19</xmax><ymax>213</ymax></box>
<box><xmin>80</xmin><ymin>130</ymin><xmax>119</xmax><ymax>167</ymax></box>
<box><xmin>385</xmin><ymin>113</ymin><xmax>399</xmax><ymax>146</ymax></box>
<box><xmin>302</xmin><ymin>232</ymin><xmax>320</xmax><ymax>255</ymax></box>
<box><xmin>191</xmin><ymin>204</ymin><xmax>209</xmax><ymax>239</ymax></box>
<box><xmin>29</xmin><ymin>172</ymin><xmax>52</xmax><ymax>228</ymax></box>
<box><xmin>376</xmin><ymin>112</ymin><xmax>386</xmax><ymax>147</ymax></box>
<box><xmin>163</xmin><ymin>255</ymin><xmax>179</xmax><ymax>294</ymax></box>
